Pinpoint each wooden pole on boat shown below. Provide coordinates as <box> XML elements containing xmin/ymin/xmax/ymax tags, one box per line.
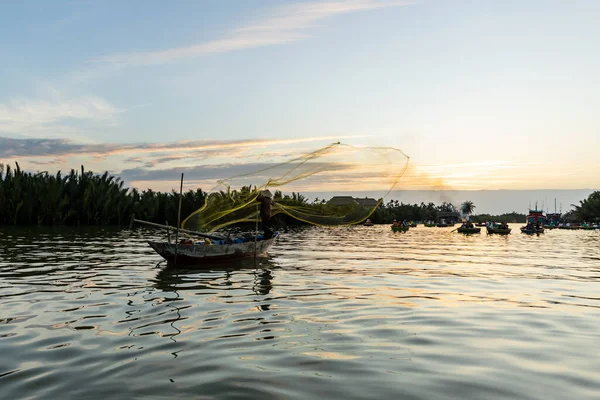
<box><xmin>254</xmin><ymin>204</ymin><xmax>259</xmax><ymax>261</ymax></box>
<box><xmin>174</xmin><ymin>173</ymin><xmax>184</xmax><ymax>265</ymax></box>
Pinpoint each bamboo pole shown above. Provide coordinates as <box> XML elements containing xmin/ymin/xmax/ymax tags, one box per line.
<box><xmin>254</xmin><ymin>204</ymin><xmax>259</xmax><ymax>262</ymax></box>
<box><xmin>174</xmin><ymin>173</ymin><xmax>184</xmax><ymax>265</ymax></box>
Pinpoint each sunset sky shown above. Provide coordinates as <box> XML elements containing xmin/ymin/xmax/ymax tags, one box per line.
<box><xmin>1</xmin><ymin>0</ymin><xmax>599</xmax><ymax>194</ymax></box>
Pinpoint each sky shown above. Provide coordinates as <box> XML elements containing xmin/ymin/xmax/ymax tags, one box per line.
<box><xmin>1</xmin><ymin>0</ymin><xmax>599</xmax><ymax>201</ymax></box>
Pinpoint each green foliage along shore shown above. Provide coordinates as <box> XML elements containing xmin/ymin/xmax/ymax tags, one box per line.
<box><xmin>572</xmin><ymin>191</ymin><xmax>600</xmax><ymax>222</ymax></box>
<box><xmin>370</xmin><ymin>200</ymin><xmax>439</xmax><ymax>223</ymax></box>
<box><xmin>469</xmin><ymin>213</ymin><xmax>527</xmax><ymax>223</ymax></box>
<box><xmin>0</xmin><ymin>163</ymin><xmax>206</xmax><ymax>226</ymax></box>
<box><xmin>370</xmin><ymin>201</ymin><xmax>526</xmax><ymax>223</ymax></box>
<box><xmin>1</xmin><ymin>163</ymin><xmax>597</xmax><ymax>226</ymax></box>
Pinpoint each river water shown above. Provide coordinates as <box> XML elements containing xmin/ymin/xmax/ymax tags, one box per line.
<box><xmin>1</xmin><ymin>225</ymin><xmax>599</xmax><ymax>399</ymax></box>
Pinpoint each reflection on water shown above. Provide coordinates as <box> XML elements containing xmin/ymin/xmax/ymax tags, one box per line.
<box><xmin>1</xmin><ymin>225</ymin><xmax>599</xmax><ymax>399</ymax></box>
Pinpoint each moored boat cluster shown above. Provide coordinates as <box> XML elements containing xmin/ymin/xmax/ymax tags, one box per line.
<box><xmin>386</xmin><ymin>208</ymin><xmax>599</xmax><ymax>236</ymax></box>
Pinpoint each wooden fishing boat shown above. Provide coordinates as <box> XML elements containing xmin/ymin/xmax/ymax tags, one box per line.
<box><xmin>391</xmin><ymin>225</ymin><xmax>409</xmax><ymax>232</ymax></box>
<box><xmin>521</xmin><ymin>207</ymin><xmax>546</xmax><ymax>234</ymax></box>
<box><xmin>409</xmin><ymin>222</ymin><xmax>417</xmax><ymax>228</ymax></box>
<box><xmin>148</xmin><ymin>233</ymin><xmax>279</xmax><ymax>265</ymax></box>
<box><xmin>457</xmin><ymin>227</ymin><xmax>481</xmax><ymax>234</ymax></box>
<box><xmin>130</xmin><ymin>216</ymin><xmax>278</xmax><ymax>265</ymax></box>
<box><xmin>486</xmin><ymin>226</ymin><xmax>511</xmax><ymax>235</ymax></box>
<box><xmin>546</xmin><ymin>209</ymin><xmax>562</xmax><ymax>228</ymax></box>
<box><xmin>525</xmin><ymin>208</ymin><xmax>547</xmax><ymax>227</ymax></box>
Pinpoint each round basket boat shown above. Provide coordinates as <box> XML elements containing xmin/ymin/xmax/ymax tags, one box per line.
<box><xmin>520</xmin><ymin>227</ymin><xmax>544</xmax><ymax>234</ymax></box>
<box><xmin>486</xmin><ymin>227</ymin><xmax>511</xmax><ymax>235</ymax></box>
<box><xmin>457</xmin><ymin>227</ymin><xmax>481</xmax><ymax>234</ymax></box>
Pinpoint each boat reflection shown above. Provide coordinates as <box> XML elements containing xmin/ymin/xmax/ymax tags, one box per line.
<box><xmin>147</xmin><ymin>257</ymin><xmax>278</xmax><ymax>342</ymax></box>
<box><xmin>153</xmin><ymin>257</ymin><xmax>278</xmax><ymax>295</ymax></box>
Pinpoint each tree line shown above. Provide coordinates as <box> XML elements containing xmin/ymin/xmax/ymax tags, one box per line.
<box><xmin>1</xmin><ymin>163</ymin><xmax>597</xmax><ymax>226</ymax></box>
<box><xmin>572</xmin><ymin>191</ymin><xmax>600</xmax><ymax>221</ymax></box>
<box><xmin>0</xmin><ymin>163</ymin><xmax>205</xmax><ymax>226</ymax></box>
<box><xmin>369</xmin><ymin>200</ymin><xmax>446</xmax><ymax>223</ymax></box>
<box><xmin>0</xmin><ymin>163</ymin><xmax>320</xmax><ymax>227</ymax></box>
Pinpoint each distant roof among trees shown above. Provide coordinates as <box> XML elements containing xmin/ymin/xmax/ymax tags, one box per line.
<box><xmin>354</xmin><ymin>197</ymin><xmax>379</xmax><ymax>208</ymax></box>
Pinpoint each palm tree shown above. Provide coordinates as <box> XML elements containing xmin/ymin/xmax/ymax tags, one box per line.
<box><xmin>573</xmin><ymin>191</ymin><xmax>600</xmax><ymax>221</ymax></box>
<box><xmin>461</xmin><ymin>201</ymin><xmax>475</xmax><ymax>220</ymax></box>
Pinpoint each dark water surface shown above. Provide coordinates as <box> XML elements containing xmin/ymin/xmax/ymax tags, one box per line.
<box><xmin>1</xmin><ymin>225</ymin><xmax>599</xmax><ymax>399</ymax></box>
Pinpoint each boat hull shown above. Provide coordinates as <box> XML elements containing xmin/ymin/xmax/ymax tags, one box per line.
<box><xmin>391</xmin><ymin>226</ymin><xmax>409</xmax><ymax>232</ymax></box>
<box><xmin>486</xmin><ymin>227</ymin><xmax>511</xmax><ymax>235</ymax></box>
<box><xmin>520</xmin><ymin>228</ymin><xmax>544</xmax><ymax>234</ymax></box>
<box><xmin>148</xmin><ymin>234</ymin><xmax>278</xmax><ymax>265</ymax></box>
<box><xmin>457</xmin><ymin>227</ymin><xmax>481</xmax><ymax>234</ymax></box>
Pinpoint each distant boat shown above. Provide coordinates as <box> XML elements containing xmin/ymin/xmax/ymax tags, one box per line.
<box><xmin>364</xmin><ymin>219</ymin><xmax>374</xmax><ymax>226</ymax></box>
<box><xmin>520</xmin><ymin>227</ymin><xmax>544</xmax><ymax>234</ymax></box>
<box><xmin>525</xmin><ymin>208</ymin><xmax>548</xmax><ymax>226</ymax></box>
<box><xmin>486</xmin><ymin>225</ymin><xmax>511</xmax><ymax>235</ymax></box>
<box><xmin>521</xmin><ymin>208</ymin><xmax>546</xmax><ymax>234</ymax></box>
<box><xmin>391</xmin><ymin>225</ymin><xmax>409</xmax><ymax>232</ymax></box>
<box><xmin>545</xmin><ymin>212</ymin><xmax>561</xmax><ymax>229</ymax></box>
<box><xmin>475</xmin><ymin>222</ymin><xmax>486</xmax><ymax>227</ymax></box>
<box><xmin>546</xmin><ymin>199</ymin><xmax>561</xmax><ymax>228</ymax></box>
<box><xmin>457</xmin><ymin>227</ymin><xmax>481</xmax><ymax>234</ymax></box>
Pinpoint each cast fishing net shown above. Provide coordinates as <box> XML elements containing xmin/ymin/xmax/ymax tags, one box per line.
<box><xmin>181</xmin><ymin>142</ymin><xmax>409</xmax><ymax>232</ymax></box>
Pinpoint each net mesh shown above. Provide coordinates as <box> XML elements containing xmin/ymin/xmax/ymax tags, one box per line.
<box><xmin>181</xmin><ymin>142</ymin><xmax>409</xmax><ymax>232</ymax></box>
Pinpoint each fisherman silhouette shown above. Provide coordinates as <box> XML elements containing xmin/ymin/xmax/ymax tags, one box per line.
<box><xmin>258</xmin><ymin>190</ymin><xmax>274</xmax><ymax>239</ymax></box>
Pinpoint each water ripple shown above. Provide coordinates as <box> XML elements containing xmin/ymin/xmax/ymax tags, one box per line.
<box><xmin>0</xmin><ymin>225</ymin><xmax>599</xmax><ymax>399</ymax></box>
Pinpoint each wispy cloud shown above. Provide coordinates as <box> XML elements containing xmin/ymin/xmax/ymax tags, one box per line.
<box><xmin>122</xmin><ymin>161</ymin><xmax>403</xmax><ymax>193</ymax></box>
<box><xmin>2</xmin><ymin>134</ymin><xmax>385</xmax><ymax>191</ymax></box>
<box><xmin>92</xmin><ymin>0</ymin><xmax>412</xmax><ymax>66</ymax></box>
<box><xmin>0</xmin><ymin>95</ymin><xmax>122</xmax><ymax>139</ymax></box>
<box><xmin>0</xmin><ymin>135</ymin><xmax>362</xmax><ymax>159</ymax></box>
